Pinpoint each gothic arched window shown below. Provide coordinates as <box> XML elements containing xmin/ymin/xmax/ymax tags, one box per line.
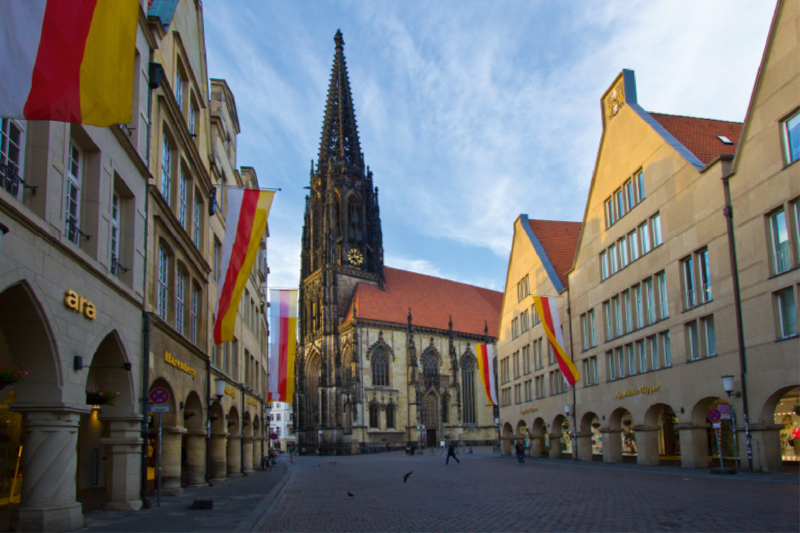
<box><xmin>422</xmin><ymin>351</ymin><xmax>438</xmax><ymax>377</ymax></box>
<box><xmin>371</xmin><ymin>348</ymin><xmax>389</xmax><ymax>387</ymax></box>
<box><xmin>334</xmin><ymin>191</ymin><xmax>342</xmax><ymax>237</ymax></box>
<box><xmin>369</xmin><ymin>404</ymin><xmax>379</xmax><ymax>428</ymax></box>
<box><xmin>347</xmin><ymin>195</ymin><xmax>361</xmax><ymax>243</ymax></box>
<box><xmin>386</xmin><ymin>404</ymin><xmax>395</xmax><ymax>429</ymax></box>
<box><xmin>462</xmin><ymin>356</ymin><xmax>477</xmax><ymax>424</ymax></box>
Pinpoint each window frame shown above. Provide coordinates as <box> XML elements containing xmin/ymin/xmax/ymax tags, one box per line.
<box><xmin>175</xmin><ymin>267</ymin><xmax>185</xmax><ymax>334</ymax></box>
<box><xmin>769</xmin><ymin>209</ymin><xmax>791</xmax><ymax>275</ymax></box>
<box><xmin>157</xmin><ymin>246</ymin><xmax>170</xmax><ymax>320</ymax></box>
<box><xmin>782</xmin><ymin>110</ymin><xmax>800</xmax><ymax>164</ymax></box>
<box><xmin>161</xmin><ymin>134</ymin><xmax>172</xmax><ymax>205</ymax></box>
<box><xmin>652</xmin><ymin>213</ymin><xmax>663</xmax><ymax>247</ymax></box>
<box><xmin>776</xmin><ymin>287</ymin><xmax>797</xmax><ymax>339</ymax></box>
<box><xmin>65</xmin><ymin>141</ymin><xmax>83</xmax><ymax>244</ymax></box>
<box><xmin>110</xmin><ymin>192</ymin><xmax>121</xmax><ymax>276</ymax></box>
<box><xmin>1</xmin><ymin>118</ymin><xmax>26</xmax><ymax>201</ymax></box>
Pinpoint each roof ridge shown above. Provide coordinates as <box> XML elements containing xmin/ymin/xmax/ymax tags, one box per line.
<box><xmin>647</xmin><ymin>111</ymin><xmax>742</xmax><ymax>125</ymax></box>
<box><xmin>383</xmin><ymin>266</ymin><xmax>501</xmax><ymax>294</ymax></box>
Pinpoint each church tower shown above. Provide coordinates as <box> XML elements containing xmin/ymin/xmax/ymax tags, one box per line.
<box><xmin>296</xmin><ymin>30</ymin><xmax>384</xmax><ymax>450</ymax></box>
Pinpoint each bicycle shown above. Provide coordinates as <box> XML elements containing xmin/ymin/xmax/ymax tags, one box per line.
<box><xmin>492</xmin><ymin>444</ymin><xmax>501</xmax><ymax>454</ymax></box>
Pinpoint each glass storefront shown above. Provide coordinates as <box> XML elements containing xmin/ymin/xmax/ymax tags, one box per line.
<box><xmin>775</xmin><ymin>388</ymin><xmax>800</xmax><ymax>462</ymax></box>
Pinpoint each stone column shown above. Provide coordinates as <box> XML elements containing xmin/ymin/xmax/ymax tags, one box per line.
<box><xmin>242</xmin><ymin>437</ymin><xmax>254</xmax><ymax>474</ymax></box>
<box><xmin>184</xmin><ymin>431</ymin><xmax>206</xmax><ymax>486</ymax></box>
<box><xmin>575</xmin><ymin>432</ymin><xmax>593</xmax><ymax>462</ymax></box>
<box><xmin>529</xmin><ymin>437</ymin><xmax>542</xmax><ymax>458</ymax></box>
<box><xmin>253</xmin><ymin>438</ymin><xmax>263</xmax><ymax>469</ymax></box>
<box><xmin>227</xmin><ymin>435</ymin><xmax>242</xmax><ymax>476</ymax></box>
<box><xmin>548</xmin><ymin>434</ymin><xmax>562</xmax><ymax>460</ymax></box>
<box><xmin>159</xmin><ymin>427</ymin><xmax>185</xmax><ymax>496</ymax></box>
<box><xmin>99</xmin><ymin>415</ymin><xmax>143</xmax><ymax>511</ymax></box>
<box><xmin>634</xmin><ymin>426</ymin><xmax>660</xmax><ymax>466</ymax></box>
<box><xmin>676</xmin><ymin>423</ymin><xmax>708</xmax><ymax>469</ymax></box>
<box><xmin>210</xmin><ymin>432</ymin><xmax>227</xmax><ymax>480</ymax></box>
<box><xmin>746</xmin><ymin>423</ymin><xmax>784</xmax><ymax>473</ymax></box>
<box><xmin>601</xmin><ymin>428</ymin><xmax>623</xmax><ymax>464</ymax></box>
<box><xmin>10</xmin><ymin>407</ymin><xmax>85</xmax><ymax>532</ymax></box>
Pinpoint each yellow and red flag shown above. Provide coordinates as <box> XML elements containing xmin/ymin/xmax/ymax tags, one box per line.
<box><xmin>0</xmin><ymin>0</ymin><xmax>139</xmax><ymax>126</ymax></box>
<box><xmin>213</xmin><ymin>188</ymin><xmax>274</xmax><ymax>345</ymax></box>
<box><xmin>475</xmin><ymin>343</ymin><xmax>498</xmax><ymax>406</ymax></box>
<box><xmin>268</xmin><ymin>289</ymin><xmax>297</xmax><ymax>405</ymax></box>
<box><xmin>533</xmin><ymin>296</ymin><xmax>580</xmax><ymax>386</ymax></box>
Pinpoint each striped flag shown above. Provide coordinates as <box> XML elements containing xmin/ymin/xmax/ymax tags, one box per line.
<box><xmin>0</xmin><ymin>0</ymin><xmax>139</xmax><ymax>126</ymax></box>
<box><xmin>533</xmin><ymin>296</ymin><xmax>580</xmax><ymax>386</ymax></box>
<box><xmin>268</xmin><ymin>289</ymin><xmax>298</xmax><ymax>404</ymax></box>
<box><xmin>213</xmin><ymin>188</ymin><xmax>274</xmax><ymax>345</ymax></box>
<box><xmin>475</xmin><ymin>343</ymin><xmax>498</xmax><ymax>406</ymax></box>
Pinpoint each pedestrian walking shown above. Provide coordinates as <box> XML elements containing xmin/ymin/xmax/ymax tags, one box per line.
<box><xmin>515</xmin><ymin>441</ymin><xmax>525</xmax><ymax>464</ymax></box>
<box><xmin>288</xmin><ymin>443</ymin><xmax>294</xmax><ymax>463</ymax></box>
<box><xmin>445</xmin><ymin>441</ymin><xmax>460</xmax><ymax>465</ymax></box>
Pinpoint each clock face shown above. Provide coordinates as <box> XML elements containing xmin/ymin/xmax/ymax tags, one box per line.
<box><xmin>347</xmin><ymin>248</ymin><xmax>364</xmax><ymax>266</ymax></box>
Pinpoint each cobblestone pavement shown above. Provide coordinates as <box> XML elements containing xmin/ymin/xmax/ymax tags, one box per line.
<box><xmin>263</xmin><ymin>452</ymin><xmax>800</xmax><ymax>532</ymax></box>
<box><xmin>82</xmin><ymin>463</ymin><xmax>289</xmax><ymax>532</ymax></box>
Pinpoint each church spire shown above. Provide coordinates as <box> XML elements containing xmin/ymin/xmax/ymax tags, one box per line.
<box><xmin>317</xmin><ymin>30</ymin><xmax>364</xmax><ymax>171</ymax></box>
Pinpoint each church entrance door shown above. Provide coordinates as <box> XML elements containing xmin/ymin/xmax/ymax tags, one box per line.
<box><xmin>426</xmin><ymin>429</ymin><xmax>437</xmax><ymax>448</ymax></box>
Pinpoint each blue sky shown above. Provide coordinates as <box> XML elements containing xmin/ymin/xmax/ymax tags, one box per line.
<box><xmin>203</xmin><ymin>1</ymin><xmax>775</xmax><ymax>292</ymax></box>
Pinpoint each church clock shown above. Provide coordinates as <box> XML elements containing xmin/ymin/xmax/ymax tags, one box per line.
<box><xmin>347</xmin><ymin>248</ymin><xmax>364</xmax><ymax>266</ymax></box>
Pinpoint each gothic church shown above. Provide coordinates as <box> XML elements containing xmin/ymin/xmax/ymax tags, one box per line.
<box><xmin>295</xmin><ymin>31</ymin><xmax>502</xmax><ymax>454</ymax></box>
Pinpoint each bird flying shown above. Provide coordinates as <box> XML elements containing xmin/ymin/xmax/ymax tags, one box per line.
<box><xmin>403</xmin><ymin>471</ymin><xmax>414</xmax><ymax>483</ymax></box>
<box><xmin>347</xmin><ymin>491</ymin><xmax>355</xmax><ymax>499</ymax></box>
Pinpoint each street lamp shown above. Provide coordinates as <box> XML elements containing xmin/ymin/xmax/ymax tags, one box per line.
<box><xmin>564</xmin><ymin>404</ymin><xmax>571</xmax><ymax>415</ymax></box>
<box><xmin>214</xmin><ymin>378</ymin><xmax>226</xmax><ymax>401</ymax></box>
<box><xmin>0</xmin><ymin>222</ymin><xmax>8</xmax><ymax>254</ymax></box>
<box><xmin>720</xmin><ymin>375</ymin><xmax>751</xmax><ymax>473</ymax></box>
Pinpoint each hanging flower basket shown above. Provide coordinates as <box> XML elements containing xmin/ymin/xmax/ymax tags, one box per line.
<box><xmin>0</xmin><ymin>366</ymin><xmax>28</xmax><ymax>388</ymax></box>
<box><xmin>622</xmin><ymin>419</ymin><xmax>632</xmax><ymax>427</ymax></box>
<box><xmin>183</xmin><ymin>409</ymin><xmax>197</xmax><ymax>420</ymax></box>
<box><xmin>661</xmin><ymin>414</ymin><xmax>678</xmax><ymax>423</ymax></box>
<box><xmin>562</xmin><ymin>421</ymin><xmax>569</xmax><ymax>429</ymax></box>
<box><xmin>227</xmin><ymin>420</ymin><xmax>237</xmax><ymax>428</ymax></box>
<box><xmin>591</xmin><ymin>422</ymin><xmax>601</xmax><ymax>429</ymax></box>
<box><xmin>211</xmin><ymin>414</ymin><xmax>220</xmax><ymax>422</ymax></box>
<box><xmin>243</xmin><ymin>421</ymin><xmax>250</xmax><ymax>427</ymax></box>
<box><xmin>86</xmin><ymin>389</ymin><xmax>120</xmax><ymax>406</ymax></box>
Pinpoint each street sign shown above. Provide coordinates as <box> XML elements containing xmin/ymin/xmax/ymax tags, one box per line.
<box><xmin>707</xmin><ymin>408</ymin><xmax>722</xmax><ymax>423</ymax></box>
<box><xmin>150</xmin><ymin>404</ymin><xmax>170</xmax><ymax>413</ymax></box>
<box><xmin>718</xmin><ymin>405</ymin><xmax>730</xmax><ymax>415</ymax></box>
<box><xmin>270</xmin><ymin>433</ymin><xmax>278</xmax><ymax>440</ymax></box>
<box><xmin>150</xmin><ymin>387</ymin><xmax>170</xmax><ymax>405</ymax></box>
<box><xmin>712</xmin><ymin>422</ymin><xmax>722</xmax><ymax>429</ymax></box>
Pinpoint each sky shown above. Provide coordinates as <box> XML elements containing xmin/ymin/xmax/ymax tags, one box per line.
<box><xmin>202</xmin><ymin>1</ymin><xmax>776</xmax><ymax>293</ymax></box>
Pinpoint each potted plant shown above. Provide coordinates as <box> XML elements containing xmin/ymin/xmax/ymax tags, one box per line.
<box><xmin>227</xmin><ymin>420</ymin><xmax>237</xmax><ymax>428</ymax></box>
<box><xmin>211</xmin><ymin>413</ymin><xmax>220</xmax><ymax>422</ymax></box>
<box><xmin>622</xmin><ymin>419</ymin><xmax>632</xmax><ymax>427</ymax></box>
<box><xmin>243</xmin><ymin>421</ymin><xmax>250</xmax><ymax>427</ymax></box>
<box><xmin>183</xmin><ymin>409</ymin><xmax>197</xmax><ymax>420</ymax></box>
<box><xmin>86</xmin><ymin>389</ymin><xmax>120</xmax><ymax>406</ymax></box>
<box><xmin>0</xmin><ymin>366</ymin><xmax>28</xmax><ymax>389</ymax></box>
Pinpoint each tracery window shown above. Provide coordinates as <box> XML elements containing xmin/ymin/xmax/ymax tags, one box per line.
<box><xmin>369</xmin><ymin>404</ymin><xmax>379</xmax><ymax>428</ymax></box>
<box><xmin>462</xmin><ymin>356</ymin><xmax>477</xmax><ymax>424</ymax></box>
<box><xmin>347</xmin><ymin>195</ymin><xmax>361</xmax><ymax>243</ymax></box>
<box><xmin>441</xmin><ymin>396</ymin><xmax>449</xmax><ymax>424</ymax></box>
<box><xmin>422</xmin><ymin>351</ymin><xmax>438</xmax><ymax>376</ymax></box>
<box><xmin>371</xmin><ymin>348</ymin><xmax>389</xmax><ymax>387</ymax></box>
<box><xmin>386</xmin><ymin>404</ymin><xmax>395</xmax><ymax>429</ymax></box>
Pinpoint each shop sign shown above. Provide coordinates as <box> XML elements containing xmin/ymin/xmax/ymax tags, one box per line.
<box><xmin>521</xmin><ymin>408</ymin><xmax>538</xmax><ymax>415</ymax></box>
<box><xmin>615</xmin><ymin>385</ymin><xmax>660</xmax><ymax>399</ymax></box>
<box><xmin>64</xmin><ymin>290</ymin><xmax>96</xmax><ymax>320</ymax></box>
<box><xmin>164</xmin><ymin>351</ymin><xmax>197</xmax><ymax>380</ymax></box>
<box><xmin>247</xmin><ymin>398</ymin><xmax>259</xmax><ymax>407</ymax></box>
<box><xmin>224</xmin><ymin>386</ymin><xmax>236</xmax><ymax>398</ymax></box>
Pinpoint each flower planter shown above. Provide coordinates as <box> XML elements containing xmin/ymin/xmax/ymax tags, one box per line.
<box><xmin>183</xmin><ymin>410</ymin><xmax>197</xmax><ymax>420</ymax></box>
<box><xmin>622</xmin><ymin>419</ymin><xmax>632</xmax><ymax>427</ymax></box>
<box><xmin>591</xmin><ymin>423</ymin><xmax>601</xmax><ymax>429</ymax></box>
<box><xmin>86</xmin><ymin>390</ymin><xmax>119</xmax><ymax>406</ymax></box>
<box><xmin>0</xmin><ymin>366</ymin><xmax>28</xmax><ymax>388</ymax></box>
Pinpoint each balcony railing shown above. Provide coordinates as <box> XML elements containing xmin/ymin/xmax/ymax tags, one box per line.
<box><xmin>1</xmin><ymin>163</ymin><xmax>37</xmax><ymax>197</ymax></box>
<box><xmin>773</xmin><ymin>248</ymin><xmax>792</xmax><ymax>275</ymax></box>
<box><xmin>66</xmin><ymin>219</ymin><xmax>91</xmax><ymax>244</ymax></box>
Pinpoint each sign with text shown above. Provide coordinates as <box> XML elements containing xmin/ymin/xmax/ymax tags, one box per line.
<box><xmin>150</xmin><ymin>404</ymin><xmax>170</xmax><ymax>413</ymax></box>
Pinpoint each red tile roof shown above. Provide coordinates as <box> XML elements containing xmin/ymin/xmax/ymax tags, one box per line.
<box><xmin>649</xmin><ymin>113</ymin><xmax>742</xmax><ymax>165</ymax></box>
<box><xmin>527</xmin><ymin>219</ymin><xmax>582</xmax><ymax>288</ymax></box>
<box><xmin>349</xmin><ymin>267</ymin><xmax>503</xmax><ymax>338</ymax></box>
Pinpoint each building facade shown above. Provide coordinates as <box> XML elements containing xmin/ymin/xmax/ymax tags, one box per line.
<box><xmin>294</xmin><ymin>32</ymin><xmax>502</xmax><ymax>454</ymax></box>
<box><xmin>498</xmin><ymin>0</ymin><xmax>798</xmax><ymax>472</ymax></box>
<box><xmin>268</xmin><ymin>401</ymin><xmax>295</xmax><ymax>450</ymax></box>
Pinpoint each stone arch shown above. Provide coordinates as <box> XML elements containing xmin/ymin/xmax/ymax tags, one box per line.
<box><xmin>306</xmin><ymin>349</ymin><xmax>321</xmax><ymax>427</ymax></box>
<box><xmin>85</xmin><ymin>331</ymin><xmax>136</xmax><ymax>416</ymax></box>
<box><xmin>183</xmin><ymin>391</ymin><xmax>204</xmax><ymax>432</ymax></box>
<box><xmin>366</xmin><ymin>331</ymin><xmax>395</xmax><ymax>361</ymax></box>
<box><xmin>243</xmin><ymin>411</ymin><xmax>253</xmax><ymax>438</ymax></box>
<box><xmin>422</xmin><ymin>390</ymin><xmax>439</xmax><ymax>430</ymax></box>
<box><xmin>209</xmin><ymin>401</ymin><xmax>225</xmax><ymax>433</ymax></box>
<box><xmin>580</xmin><ymin>411</ymin><xmax>600</xmax><ymax>434</ymax></box>
<box><xmin>149</xmin><ymin>377</ymin><xmax>179</xmax><ymax>426</ymax></box>
<box><xmin>760</xmin><ymin>384</ymin><xmax>800</xmax><ymax>425</ymax></box>
<box><xmin>370</xmin><ymin>345</ymin><xmax>391</xmax><ymax>387</ymax></box>
<box><xmin>421</xmin><ymin>341</ymin><xmax>441</xmax><ymax>369</ymax></box>
<box><xmin>576</xmin><ymin>411</ymin><xmax>601</xmax><ymax>462</ymax></box>
<box><xmin>228</xmin><ymin>406</ymin><xmax>240</xmax><ymax>436</ymax></box>
<box><xmin>515</xmin><ymin>420</ymin><xmax>527</xmax><ymax>440</ymax></box>
<box><xmin>608</xmin><ymin>406</ymin><xmax>633</xmax><ymax>431</ymax></box>
<box><xmin>758</xmin><ymin>384</ymin><xmax>799</xmax><ymax>472</ymax></box>
<box><xmin>0</xmin><ymin>280</ymin><xmax>62</xmax><ymax>404</ymax></box>
<box><xmin>501</xmin><ymin>422</ymin><xmax>514</xmax><ymax>455</ymax></box>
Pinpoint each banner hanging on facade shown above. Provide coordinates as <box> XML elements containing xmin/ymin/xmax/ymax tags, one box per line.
<box><xmin>475</xmin><ymin>343</ymin><xmax>498</xmax><ymax>406</ymax></box>
<box><xmin>268</xmin><ymin>289</ymin><xmax>297</xmax><ymax>405</ymax></box>
<box><xmin>213</xmin><ymin>188</ymin><xmax>274</xmax><ymax>344</ymax></box>
<box><xmin>533</xmin><ymin>296</ymin><xmax>580</xmax><ymax>386</ymax></box>
<box><xmin>0</xmin><ymin>0</ymin><xmax>139</xmax><ymax>126</ymax></box>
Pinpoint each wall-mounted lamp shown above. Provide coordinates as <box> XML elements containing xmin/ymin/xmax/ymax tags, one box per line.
<box><xmin>564</xmin><ymin>404</ymin><xmax>571</xmax><ymax>415</ymax></box>
<box><xmin>214</xmin><ymin>378</ymin><xmax>226</xmax><ymax>401</ymax></box>
<box><xmin>721</xmin><ymin>375</ymin><xmax>741</xmax><ymax>398</ymax></box>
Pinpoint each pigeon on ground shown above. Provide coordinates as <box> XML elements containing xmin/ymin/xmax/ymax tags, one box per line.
<box><xmin>347</xmin><ymin>491</ymin><xmax>355</xmax><ymax>499</ymax></box>
<box><xmin>403</xmin><ymin>471</ymin><xmax>414</xmax><ymax>483</ymax></box>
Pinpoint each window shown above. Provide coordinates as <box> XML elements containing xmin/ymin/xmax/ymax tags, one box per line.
<box><xmin>682</xmin><ymin>256</ymin><xmax>696</xmax><ymax>309</ymax></box>
<box><xmin>65</xmin><ymin>142</ymin><xmax>82</xmax><ymax>243</ymax></box>
<box><xmin>547</xmin><ymin>342</ymin><xmax>555</xmax><ymax>366</ymax></box>
<box><xmin>583</xmin><ymin>356</ymin><xmax>598</xmax><ymax>386</ymax></box>
<box><xmin>110</xmin><ymin>193</ymin><xmax>121</xmax><ymax>276</ymax></box>
<box><xmin>549</xmin><ymin>369</ymin><xmax>565</xmax><ymax>395</ymax></box>
<box><xmin>625</xmin><ymin>179</ymin><xmax>634</xmax><ymax>212</ymax></box>
<box><xmin>213</xmin><ymin>238</ymin><xmax>222</xmax><ymax>283</ymax></box>
<box><xmin>626</xmin><ymin>344</ymin><xmax>636</xmax><ymax>375</ymax></box>
<box><xmin>629</xmin><ymin>230</ymin><xmax>639</xmax><ymax>262</ymax></box>
<box><xmin>523</xmin><ymin>344</ymin><xmax>531</xmax><ymax>374</ymax></box>
<box><xmin>699</xmin><ymin>248</ymin><xmax>712</xmax><ymax>302</ymax></box>
<box><xmin>1</xmin><ymin>118</ymin><xmax>25</xmax><ymax>200</ymax></box>
<box><xmin>276</xmin><ymin>414</ymin><xmax>281</xmax><ymax>421</ymax></box>
<box><xmin>600</xmin><ymin>251</ymin><xmax>609</xmax><ymax>280</ymax></box>
<box><xmin>501</xmin><ymin>388</ymin><xmax>511</xmax><ymax>407</ymax></box>
<box><xmin>637</xmin><ymin>171</ymin><xmax>645</xmax><ymax>202</ymax></box>
<box><xmin>244</xmin><ymin>289</ymin><xmax>250</xmax><ymax>326</ymax></box>
<box><xmin>612</xmin><ymin>296</ymin><xmax>622</xmax><ymax>337</ymax></box>
<box><xmin>661</xmin><ymin>330</ymin><xmax>672</xmax><ymax>367</ymax></box>
<box><xmin>687</xmin><ymin>320</ymin><xmax>700</xmax><ymax>360</ymax></box>
<box><xmin>189</xmin><ymin>103</ymin><xmax>197</xmax><ymax>135</ymax></box>
<box><xmin>636</xmin><ymin>339</ymin><xmax>646</xmax><ymax>373</ymax></box>
<box><xmin>371</xmin><ymin>348</ymin><xmax>389</xmax><ymax>387</ymax></box>
<box><xmin>616</xmin><ymin>189</ymin><xmax>626</xmax><ymax>219</ymax></box>
<box><xmin>517</xmin><ymin>275</ymin><xmax>530</xmax><ymax>302</ymax></box>
<box><xmin>513</xmin><ymin>350</ymin><xmax>520</xmax><ymax>379</ymax></box>
<box><xmin>640</xmin><ymin>221</ymin><xmax>651</xmax><ymax>254</ymax></box>
<box><xmin>581</xmin><ymin>313</ymin><xmax>589</xmax><ymax>350</ymax></box>
<box><xmin>769</xmin><ymin>209</ymin><xmax>791</xmax><ymax>274</ymax></box>
<box><xmin>369</xmin><ymin>404</ymin><xmax>379</xmax><ymax>428</ymax></box>
<box><xmin>178</xmin><ymin>169</ymin><xmax>188</xmax><ymax>229</ymax></box>
<box><xmin>521</xmin><ymin>309</ymin><xmax>529</xmax><ymax>332</ymax></box>
<box><xmin>652</xmin><ymin>213</ymin><xmax>663</xmax><ymax>246</ymax></box>
<box><xmin>607</xmin><ymin>351</ymin><xmax>616</xmax><ymax>381</ymax></box>
<box><xmin>644</xmin><ymin>278</ymin><xmax>655</xmax><ymax>324</ymax></box>
<box><xmin>161</xmin><ymin>136</ymin><xmax>172</xmax><ymax>205</ymax></box>
<box><xmin>777</xmin><ymin>287</ymin><xmax>797</xmax><ymax>338</ymax></box>
<box><xmin>175</xmin><ymin>268</ymin><xmax>185</xmax><ymax>334</ymax></box>
<box><xmin>649</xmin><ymin>335</ymin><xmax>659</xmax><ymax>370</ymax></box>
<box><xmin>634</xmin><ymin>284</ymin><xmax>644</xmax><ymax>329</ymax></box>
<box><xmin>603</xmin><ymin>301</ymin><xmax>613</xmax><ymax>340</ymax></box>
<box><xmin>462</xmin><ymin>357</ymin><xmax>476</xmax><ymax>423</ymax></box>
<box><xmin>157</xmin><ymin>246</ymin><xmax>169</xmax><ymax>320</ymax></box>
<box><xmin>514</xmin><ymin>384</ymin><xmax>521</xmax><ymax>404</ymax></box>
<box><xmin>622</xmin><ymin>290</ymin><xmax>632</xmax><ymax>333</ymax></box>
<box><xmin>531</xmin><ymin>305</ymin><xmax>540</xmax><ymax>326</ymax></box>
<box><xmin>535</xmin><ymin>376</ymin><xmax>545</xmax><ymax>399</ymax></box>
<box><xmin>605</xmin><ymin>198</ymin><xmax>615</xmax><ymax>228</ymax></box>
<box><xmin>533</xmin><ymin>338</ymin><xmax>543</xmax><ymax>370</ymax></box>
<box><xmin>656</xmin><ymin>271</ymin><xmax>668</xmax><ymax>319</ymax></box>
<box><xmin>190</xmin><ymin>284</ymin><xmax>199</xmax><ymax>343</ymax></box>
<box><xmin>615</xmin><ymin>347</ymin><xmax>625</xmax><ymax>378</ymax></box>
<box><xmin>783</xmin><ymin>111</ymin><xmax>800</xmax><ymax>164</ymax></box>
<box><xmin>193</xmin><ymin>194</ymin><xmax>201</xmax><ymax>247</ymax></box>
<box><xmin>619</xmin><ymin>237</ymin><xmax>628</xmax><ymax>269</ymax></box>
<box><xmin>609</xmin><ymin>243</ymin><xmax>618</xmax><ymax>274</ymax></box>
<box><xmin>175</xmin><ymin>71</ymin><xmax>184</xmax><ymax>111</ymax></box>
<box><xmin>386</xmin><ymin>404</ymin><xmax>395</xmax><ymax>428</ymax></box>
<box><xmin>524</xmin><ymin>380</ymin><xmax>532</xmax><ymax>402</ymax></box>
<box><xmin>587</xmin><ymin>310</ymin><xmax>596</xmax><ymax>347</ymax></box>
<box><xmin>702</xmin><ymin>315</ymin><xmax>716</xmax><ymax>356</ymax></box>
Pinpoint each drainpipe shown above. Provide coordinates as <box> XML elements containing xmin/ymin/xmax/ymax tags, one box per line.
<box><xmin>205</xmin><ymin>357</ymin><xmax>213</xmax><ymax>486</ymax></box>
<box><xmin>567</xmin><ymin>288</ymin><xmax>577</xmax><ymax>461</ymax></box>
<box><xmin>241</xmin><ymin>381</ymin><xmax>247</xmax><ymax>475</ymax></box>
<box><xmin>721</xmin><ymin>173</ymin><xmax>754</xmax><ymax>473</ymax></box>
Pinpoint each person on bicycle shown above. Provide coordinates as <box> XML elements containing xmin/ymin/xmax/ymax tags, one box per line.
<box><xmin>515</xmin><ymin>440</ymin><xmax>525</xmax><ymax>464</ymax></box>
<box><xmin>446</xmin><ymin>441</ymin><xmax>460</xmax><ymax>465</ymax></box>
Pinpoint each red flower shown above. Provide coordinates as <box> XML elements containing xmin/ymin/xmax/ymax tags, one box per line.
<box><xmin>12</xmin><ymin>374</ymin><xmax>18</xmax><ymax>379</ymax></box>
<box><xmin>14</xmin><ymin>366</ymin><xmax>18</xmax><ymax>370</ymax></box>
<box><xmin>0</xmin><ymin>366</ymin><xmax>4</xmax><ymax>370</ymax></box>
<box><xmin>22</xmin><ymin>372</ymin><xmax>28</xmax><ymax>376</ymax></box>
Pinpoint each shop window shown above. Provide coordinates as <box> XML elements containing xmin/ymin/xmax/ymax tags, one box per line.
<box><xmin>776</xmin><ymin>287</ymin><xmax>797</xmax><ymax>339</ymax></box>
<box><xmin>783</xmin><ymin>110</ymin><xmax>800</xmax><ymax>164</ymax></box>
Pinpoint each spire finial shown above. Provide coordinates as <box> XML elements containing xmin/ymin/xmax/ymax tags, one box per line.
<box><xmin>335</xmin><ymin>29</ymin><xmax>344</xmax><ymax>49</ymax></box>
